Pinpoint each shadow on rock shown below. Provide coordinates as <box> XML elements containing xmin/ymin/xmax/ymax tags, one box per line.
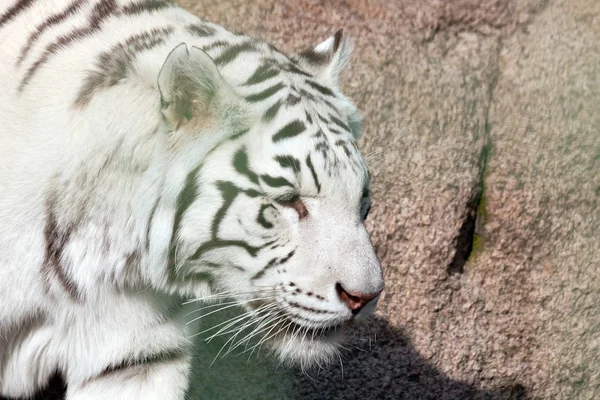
<box><xmin>288</xmin><ymin>317</ymin><xmax>530</xmax><ymax>400</ymax></box>
<box><xmin>3</xmin><ymin>317</ymin><xmax>529</xmax><ymax>400</ymax></box>
<box><xmin>187</xmin><ymin>313</ymin><xmax>530</xmax><ymax>400</ymax></box>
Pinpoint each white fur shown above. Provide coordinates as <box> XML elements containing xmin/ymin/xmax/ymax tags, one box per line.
<box><xmin>0</xmin><ymin>1</ymin><xmax>383</xmax><ymax>398</ymax></box>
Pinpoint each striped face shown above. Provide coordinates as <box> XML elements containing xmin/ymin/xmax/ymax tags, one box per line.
<box><xmin>160</xmin><ymin>32</ymin><xmax>383</xmax><ymax>368</ymax></box>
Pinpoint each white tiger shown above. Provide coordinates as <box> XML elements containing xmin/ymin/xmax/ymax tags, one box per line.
<box><xmin>0</xmin><ymin>0</ymin><xmax>384</xmax><ymax>398</ymax></box>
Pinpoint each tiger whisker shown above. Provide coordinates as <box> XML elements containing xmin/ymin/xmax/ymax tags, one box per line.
<box><xmin>210</xmin><ymin>311</ymin><xmax>283</xmax><ymax>367</ymax></box>
<box><xmin>233</xmin><ymin>310</ymin><xmax>284</xmax><ymax>349</ymax></box>
<box><xmin>196</xmin><ymin>303</ymin><xmax>276</xmax><ymax>340</ymax></box>
<box><xmin>230</xmin><ymin>302</ymin><xmax>297</xmax><ymax>348</ymax></box>
<box><xmin>233</xmin><ymin>309</ymin><xmax>291</xmax><ymax>352</ymax></box>
<box><xmin>204</xmin><ymin>304</ymin><xmax>278</xmax><ymax>342</ymax></box>
<box><xmin>243</xmin><ymin>317</ymin><xmax>291</xmax><ymax>360</ymax></box>
<box><xmin>243</xmin><ymin>316</ymin><xmax>289</xmax><ymax>357</ymax></box>
<box><xmin>253</xmin><ymin>309</ymin><xmax>301</xmax><ymax>359</ymax></box>
<box><xmin>273</xmin><ymin>320</ymin><xmax>296</xmax><ymax>369</ymax></box>
<box><xmin>242</xmin><ymin>303</ymin><xmax>304</xmax><ymax>353</ymax></box>
<box><xmin>224</xmin><ymin>311</ymin><xmax>286</xmax><ymax>357</ymax></box>
<box><xmin>183</xmin><ymin>287</ymin><xmax>283</xmax><ymax>305</ymax></box>
<box><xmin>253</xmin><ymin>318</ymin><xmax>291</xmax><ymax>360</ymax></box>
<box><xmin>183</xmin><ymin>292</ymin><xmax>279</xmax><ymax>305</ymax></box>
<box><xmin>186</xmin><ymin>294</ymin><xmax>285</xmax><ymax>326</ymax></box>
<box><xmin>363</xmin><ymin>143</ymin><xmax>393</xmax><ymax>170</ymax></box>
<box><xmin>183</xmin><ymin>295</ymin><xmax>278</xmax><ymax>318</ymax></box>
<box><xmin>186</xmin><ymin>301</ymin><xmax>260</xmax><ymax>326</ymax></box>
<box><xmin>248</xmin><ymin>304</ymin><xmax>301</xmax><ymax>357</ymax></box>
<box><xmin>337</xmin><ymin>349</ymin><xmax>344</xmax><ymax>380</ymax></box>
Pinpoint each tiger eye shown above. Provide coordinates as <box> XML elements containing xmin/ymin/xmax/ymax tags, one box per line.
<box><xmin>290</xmin><ymin>197</ymin><xmax>308</xmax><ymax>219</ymax></box>
<box><xmin>279</xmin><ymin>195</ymin><xmax>308</xmax><ymax>220</ymax></box>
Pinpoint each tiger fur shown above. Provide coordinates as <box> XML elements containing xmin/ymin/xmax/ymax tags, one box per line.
<box><xmin>0</xmin><ymin>0</ymin><xmax>384</xmax><ymax>398</ymax></box>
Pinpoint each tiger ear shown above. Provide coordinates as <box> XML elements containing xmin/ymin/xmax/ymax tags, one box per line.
<box><xmin>294</xmin><ymin>29</ymin><xmax>353</xmax><ymax>87</ymax></box>
<box><xmin>157</xmin><ymin>43</ymin><xmax>233</xmax><ymax>130</ymax></box>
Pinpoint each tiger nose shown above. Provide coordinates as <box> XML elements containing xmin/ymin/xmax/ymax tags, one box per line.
<box><xmin>335</xmin><ymin>282</ymin><xmax>383</xmax><ymax>314</ymax></box>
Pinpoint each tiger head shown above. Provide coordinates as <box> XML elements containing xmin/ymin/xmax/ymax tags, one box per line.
<box><xmin>155</xmin><ymin>31</ymin><xmax>383</xmax><ymax>368</ymax></box>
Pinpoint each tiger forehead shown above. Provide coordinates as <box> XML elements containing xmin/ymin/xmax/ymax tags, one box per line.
<box><xmin>239</xmin><ymin>66</ymin><xmax>344</xmax><ymax>125</ymax></box>
<box><xmin>205</xmin><ymin>34</ymin><xmax>368</xmax><ymax>187</ymax></box>
<box><xmin>249</xmin><ymin>98</ymin><xmax>364</xmax><ymax>174</ymax></box>
<box><xmin>240</xmin><ymin>124</ymin><xmax>367</xmax><ymax>199</ymax></box>
<box><xmin>200</xmin><ymin>35</ymin><xmax>365</xmax><ymax>171</ymax></box>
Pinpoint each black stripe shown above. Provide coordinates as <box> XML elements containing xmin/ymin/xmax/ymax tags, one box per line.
<box><xmin>301</xmin><ymin>90</ymin><xmax>337</xmax><ymax>112</ymax></box>
<box><xmin>233</xmin><ymin>148</ymin><xmax>259</xmax><ymax>184</ymax></box>
<box><xmin>229</xmin><ymin>264</ymin><xmax>245</xmax><ymax>272</ymax></box>
<box><xmin>244</xmin><ymin>64</ymin><xmax>279</xmax><ymax>85</ymax></box>
<box><xmin>0</xmin><ymin>0</ymin><xmax>35</xmax><ymax>29</ymax></box>
<box><xmin>252</xmin><ymin>257</ymin><xmax>278</xmax><ymax>281</ymax></box>
<box><xmin>187</xmin><ymin>181</ymin><xmax>236</xmax><ymax>261</ymax></box>
<box><xmin>19</xmin><ymin>0</ymin><xmax>118</xmax><ymax>92</ymax></box>
<box><xmin>298</xmin><ymin>89</ymin><xmax>316</xmax><ymax>102</ymax></box>
<box><xmin>180</xmin><ymin>270</ymin><xmax>215</xmax><ymax>283</ymax></box>
<box><xmin>17</xmin><ymin>0</ymin><xmax>88</xmax><ymax>65</ymax></box>
<box><xmin>211</xmin><ymin>181</ymin><xmax>238</xmax><ymax>238</ymax></box>
<box><xmin>214</xmin><ymin>41</ymin><xmax>256</xmax><ymax>66</ymax></box>
<box><xmin>262</xmin><ymin>99</ymin><xmax>282</xmax><ymax>123</ymax></box>
<box><xmin>168</xmin><ymin>165</ymin><xmax>200</xmax><ymax>275</ymax></box>
<box><xmin>330</xmin><ymin>115</ymin><xmax>350</xmax><ymax>131</ymax></box>
<box><xmin>245</xmin><ymin>188</ymin><xmax>261</xmax><ymax>198</ymax></box>
<box><xmin>187</xmin><ymin>183</ymin><xmax>271</xmax><ymax>262</ymax></box>
<box><xmin>274</xmin><ymin>155</ymin><xmax>301</xmax><ymax>173</ymax></box>
<box><xmin>335</xmin><ymin>139</ymin><xmax>352</xmax><ymax>156</ymax></box>
<box><xmin>286</xmin><ymin>93</ymin><xmax>301</xmax><ymax>106</ymax></box>
<box><xmin>145</xmin><ymin>197</ymin><xmax>160</xmax><ymax>251</ymax></box>
<box><xmin>204</xmin><ymin>261</ymin><xmax>221</xmax><ymax>268</ymax></box>
<box><xmin>315</xmin><ymin>141</ymin><xmax>329</xmax><ymax>153</ymax></box>
<box><xmin>257</xmin><ymin>204</ymin><xmax>275</xmax><ymax>229</ymax></box>
<box><xmin>121</xmin><ymin>0</ymin><xmax>171</xmax><ymax>14</ymax></box>
<box><xmin>252</xmin><ymin>250</ymin><xmax>295</xmax><ymax>280</ymax></box>
<box><xmin>42</xmin><ymin>196</ymin><xmax>83</xmax><ymax>302</ymax></box>
<box><xmin>90</xmin><ymin>348</ymin><xmax>187</xmax><ymax>382</ymax></box>
<box><xmin>305</xmin><ymin>111</ymin><xmax>313</xmax><ymax>124</ymax></box>
<box><xmin>287</xmin><ymin>301</ymin><xmax>333</xmax><ymax>314</ymax></box>
<box><xmin>279</xmin><ymin>250</ymin><xmax>295</xmax><ymax>264</ymax></box>
<box><xmin>285</xmin><ymin>63</ymin><xmax>311</xmax><ymax>77</ymax></box>
<box><xmin>75</xmin><ymin>26</ymin><xmax>174</xmax><ymax>107</ymax></box>
<box><xmin>186</xmin><ymin>23</ymin><xmax>216</xmax><ymax>37</ymax></box>
<box><xmin>230</xmin><ymin>129</ymin><xmax>249</xmax><ymax>141</ymax></box>
<box><xmin>321</xmin><ymin>97</ymin><xmax>338</xmax><ymax>111</ymax></box>
<box><xmin>200</xmin><ymin>40</ymin><xmax>229</xmax><ymax>53</ymax></box>
<box><xmin>245</xmin><ymin>82</ymin><xmax>285</xmax><ymax>103</ymax></box>
<box><xmin>306</xmin><ymin>155</ymin><xmax>321</xmax><ymax>193</ymax></box>
<box><xmin>300</xmin><ymin>89</ymin><xmax>339</xmax><ymax>112</ymax></box>
<box><xmin>306</xmin><ymin>80</ymin><xmax>335</xmax><ymax>97</ymax></box>
<box><xmin>190</xmin><ymin>239</ymin><xmax>263</xmax><ymax>260</ymax></box>
<box><xmin>21</xmin><ymin>0</ymin><xmax>167</xmax><ymax>90</ymax></box>
<box><xmin>298</xmin><ymin>49</ymin><xmax>330</xmax><ymax>66</ymax></box>
<box><xmin>272</xmin><ymin>120</ymin><xmax>305</xmax><ymax>142</ymax></box>
<box><xmin>172</xmin><ymin>166</ymin><xmax>200</xmax><ymax>236</ymax></box>
<box><xmin>260</xmin><ymin>174</ymin><xmax>294</xmax><ymax>188</ymax></box>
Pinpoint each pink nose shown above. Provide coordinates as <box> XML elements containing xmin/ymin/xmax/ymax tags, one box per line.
<box><xmin>335</xmin><ymin>283</ymin><xmax>382</xmax><ymax>314</ymax></box>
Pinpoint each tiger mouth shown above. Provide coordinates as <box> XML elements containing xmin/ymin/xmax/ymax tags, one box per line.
<box><xmin>246</xmin><ymin>299</ymin><xmax>348</xmax><ymax>341</ymax></box>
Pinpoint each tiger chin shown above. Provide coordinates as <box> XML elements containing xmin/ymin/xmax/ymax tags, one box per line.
<box><xmin>0</xmin><ymin>0</ymin><xmax>383</xmax><ymax>399</ymax></box>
